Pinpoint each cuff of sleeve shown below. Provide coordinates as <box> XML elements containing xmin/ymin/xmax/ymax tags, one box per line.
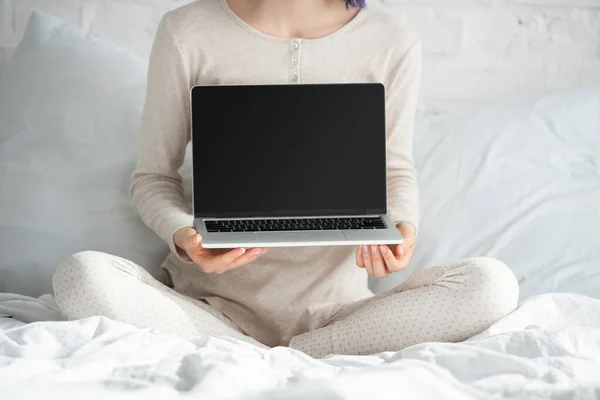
<box><xmin>160</xmin><ymin>214</ymin><xmax>196</xmax><ymax>264</ymax></box>
<box><xmin>388</xmin><ymin>212</ymin><xmax>419</xmax><ymax>237</ymax></box>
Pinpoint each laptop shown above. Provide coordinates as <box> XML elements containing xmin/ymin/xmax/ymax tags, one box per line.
<box><xmin>191</xmin><ymin>83</ymin><xmax>404</xmax><ymax>248</ymax></box>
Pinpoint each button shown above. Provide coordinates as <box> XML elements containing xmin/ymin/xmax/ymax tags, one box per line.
<box><xmin>291</xmin><ymin>40</ymin><xmax>300</xmax><ymax>50</ymax></box>
<box><xmin>292</xmin><ymin>58</ymin><xmax>298</xmax><ymax>65</ymax></box>
<box><xmin>291</xmin><ymin>74</ymin><xmax>298</xmax><ymax>83</ymax></box>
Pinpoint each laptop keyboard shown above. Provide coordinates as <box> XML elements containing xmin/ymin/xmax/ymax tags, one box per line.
<box><xmin>204</xmin><ymin>217</ymin><xmax>386</xmax><ymax>233</ymax></box>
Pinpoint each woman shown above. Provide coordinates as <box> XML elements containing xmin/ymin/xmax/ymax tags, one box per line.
<box><xmin>52</xmin><ymin>0</ymin><xmax>519</xmax><ymax>358</ymax></box>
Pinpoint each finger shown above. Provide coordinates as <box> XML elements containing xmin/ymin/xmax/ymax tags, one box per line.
<box><xmin>370</xmin><ymin>245</ymin><xmax>388</xmax><ymax>278</ymax></box>
<box><xmin>400</xmin><ymin>245</ymin><xmax>416</xmax><ymax>271</ymax></box>
<box><xmin>227</xmin><ymin>247</ymin><xmax>268</xmax><ymax>269</ymax></box>
<box><xmin>203</xmin><ymin>247</ymin><xmax>269</xmax><ymax>274</ymax></box>
<box><xmin>362</xmin><ymin>245</ymin><xmax>374</xmax><ymax>276</ymax></box>
<box><xmin>392</xmin><ymin>243</ymin><xmax>406</xmax><ymax>260</ymax></box>
<box><xmin>380</xmin><ymin>245</ymin><xmax>402</xmax><ymax>273</ymax></box>
<box><xmin>200</xmin><ymin>247</ymin><xmax>247</xmax><ymax>273</ymax></box>
<box><xmin>211</xmin><ymin>247</ymin><xmax>247</xmax><ymax>266</ymax></box>
<box><xmin>187</xmin><ymin>233</ymin><xmax>203</xmax><ymax>249</ymax></box>
<box><xmin>356</xmin><ymin>246</ymin><xmax>365</xmax><ymax>268</ymax></box>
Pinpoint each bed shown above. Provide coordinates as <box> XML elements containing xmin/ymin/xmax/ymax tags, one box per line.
<box><xmin>1</xmin><ymin>11</ymin><xmax>599</xmax><ymax>400</ymax></box>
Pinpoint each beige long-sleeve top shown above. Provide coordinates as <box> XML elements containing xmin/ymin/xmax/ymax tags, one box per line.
<box><xmin>130</xmin><ymin>0</ymin><xmax>421</xmax><ymax>347</ymax></box>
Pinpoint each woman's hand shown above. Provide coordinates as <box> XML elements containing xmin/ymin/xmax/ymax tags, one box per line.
<box><xmin>173</xmin><ymin>227</ymin><xmax>269</xmax><ymax>274</ymax></box>
<box><xmin>356</xmin><ymin>221</ymin><xmax>416</xmax><ymax>278</ymax></box>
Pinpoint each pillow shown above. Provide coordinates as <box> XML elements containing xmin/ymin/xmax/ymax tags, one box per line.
<box><xmin>0</xmin><ymin>11</ymin><xmax>169</xmax><ymax>296</ymax></box>
<box><xmin>369</xmin><ymin>87</ymin><xmax>600</xmax><ymax>301</ymax></box>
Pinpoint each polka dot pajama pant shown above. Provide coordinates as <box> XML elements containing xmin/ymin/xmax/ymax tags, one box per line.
<box><xmin>53</xmin><ymin>251</ymin><xmax>519</xmax><ymax>358</ymax></box>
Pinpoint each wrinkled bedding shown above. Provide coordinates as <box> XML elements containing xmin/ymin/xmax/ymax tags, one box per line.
<box><xmin>1</xmin><ymin>292</ymin><xmax>600</xmax><ymax>400</ymax></box>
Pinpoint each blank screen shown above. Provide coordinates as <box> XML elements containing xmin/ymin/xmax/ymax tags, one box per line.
<box><xmin>191</xmin><ymin>83</ymin><xmax>387</xmax><ymax>218</ymax></box>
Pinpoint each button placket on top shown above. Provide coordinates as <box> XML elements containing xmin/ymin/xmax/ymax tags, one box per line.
<box><xmin>288</xmin><ymin>39</ymin><xmax>301</xmax><ymax>84</ymax></box>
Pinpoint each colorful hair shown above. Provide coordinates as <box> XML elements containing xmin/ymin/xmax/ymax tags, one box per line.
<box><xmin>345</xmin><ymin>0</ymin><xmax>366</xmax><ymax>8</ymax></box>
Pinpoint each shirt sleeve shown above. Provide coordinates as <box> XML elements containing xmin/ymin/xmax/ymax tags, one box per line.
<box><xmin>129</xmin><ymin>15</ymin><xmax>195</xmax><ymax>262</ymax></box>
<box><xmin>385</xmin><ymin>39</ymin><xmax>422</xmax><ymax>235</ymax></box>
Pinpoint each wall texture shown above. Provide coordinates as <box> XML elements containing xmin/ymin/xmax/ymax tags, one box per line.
<box><xmin>0</xmin><ymin>0</ymin><xmax>599</xmax><ymax>115</ymax></box>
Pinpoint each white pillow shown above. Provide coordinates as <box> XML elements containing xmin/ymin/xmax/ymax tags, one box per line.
<box><xmin>0</xmin><ymin>11</ymin><xmax>168</xmax><ymax>296</ymax></box>
<box><xmin>370</xmin><ymin>87</ymin><xmax>600</xmax><ymax>301</ymax></box>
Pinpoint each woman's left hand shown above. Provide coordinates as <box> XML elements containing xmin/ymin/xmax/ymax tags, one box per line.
<box><xmin>356</xmin><ymin>221</ymin><xmax>416</xmax><ymax>278</ymax></box>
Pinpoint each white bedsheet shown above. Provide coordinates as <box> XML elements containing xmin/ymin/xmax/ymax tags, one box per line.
<box><xmin>1</xmin><ymin>292</ymin><xmax>599</xmax><ymax>400</ymax></box>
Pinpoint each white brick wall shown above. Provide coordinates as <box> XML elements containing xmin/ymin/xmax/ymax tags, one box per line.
<box><xmin>0</xmin><ymin>0</ymin><xmax>599</xmax><ymax>115</ymax></box>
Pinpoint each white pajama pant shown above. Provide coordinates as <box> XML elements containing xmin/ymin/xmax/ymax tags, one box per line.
<box><xmin>53</xmin><ymin>251</ymin><xmax>519</xmax><ymax>358</ymax></box>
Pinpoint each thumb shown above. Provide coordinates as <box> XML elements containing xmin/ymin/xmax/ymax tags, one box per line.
<box><xmin>188</xmin><ymin>233</ymin><xmax>202</xmax><ymax>248</ymax></box>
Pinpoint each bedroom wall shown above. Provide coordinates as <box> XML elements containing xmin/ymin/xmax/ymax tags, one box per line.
<box><xmin>0</xmin><ymin>0</ymin><xmax>599</xmax><ymax>115</ymax></box>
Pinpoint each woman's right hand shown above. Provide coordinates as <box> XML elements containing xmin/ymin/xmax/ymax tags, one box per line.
<box><xmin>173</xmin><ymin>227</ymin><xmax>269</xmax><ymax>274</ymax></box>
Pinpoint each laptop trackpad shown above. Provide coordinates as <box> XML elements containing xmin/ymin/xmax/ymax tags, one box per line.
<box><xmin>254</xmin><ymin>231</ymin><xmax>345</xmax><ymax>243</ymax></box>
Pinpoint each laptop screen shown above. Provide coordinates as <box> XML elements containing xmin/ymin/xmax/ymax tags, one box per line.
<box><xmin>191</xmin><ymin>83</ymin><xmax>387</xmax><ymax>218</ymax></box>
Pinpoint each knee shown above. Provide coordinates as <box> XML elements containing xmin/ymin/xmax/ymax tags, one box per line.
<box><xmin>52</xmin><ymin>251</ymin><xmax>115</xmax><ymax>304</ymax></box>
<box><xmin>459</xmin><ymin>257</ymin><xmax>520</xmax><ymax>321</ymax></box>
<box><xmin>53</xmin><ymin>251</ymin><xmax>104</xmax><ymax>287</ymax></box>
<box><xmin>53</xmin><ymin>250</ymin><xmax>134</xmax><ymax>320</ymax></box>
